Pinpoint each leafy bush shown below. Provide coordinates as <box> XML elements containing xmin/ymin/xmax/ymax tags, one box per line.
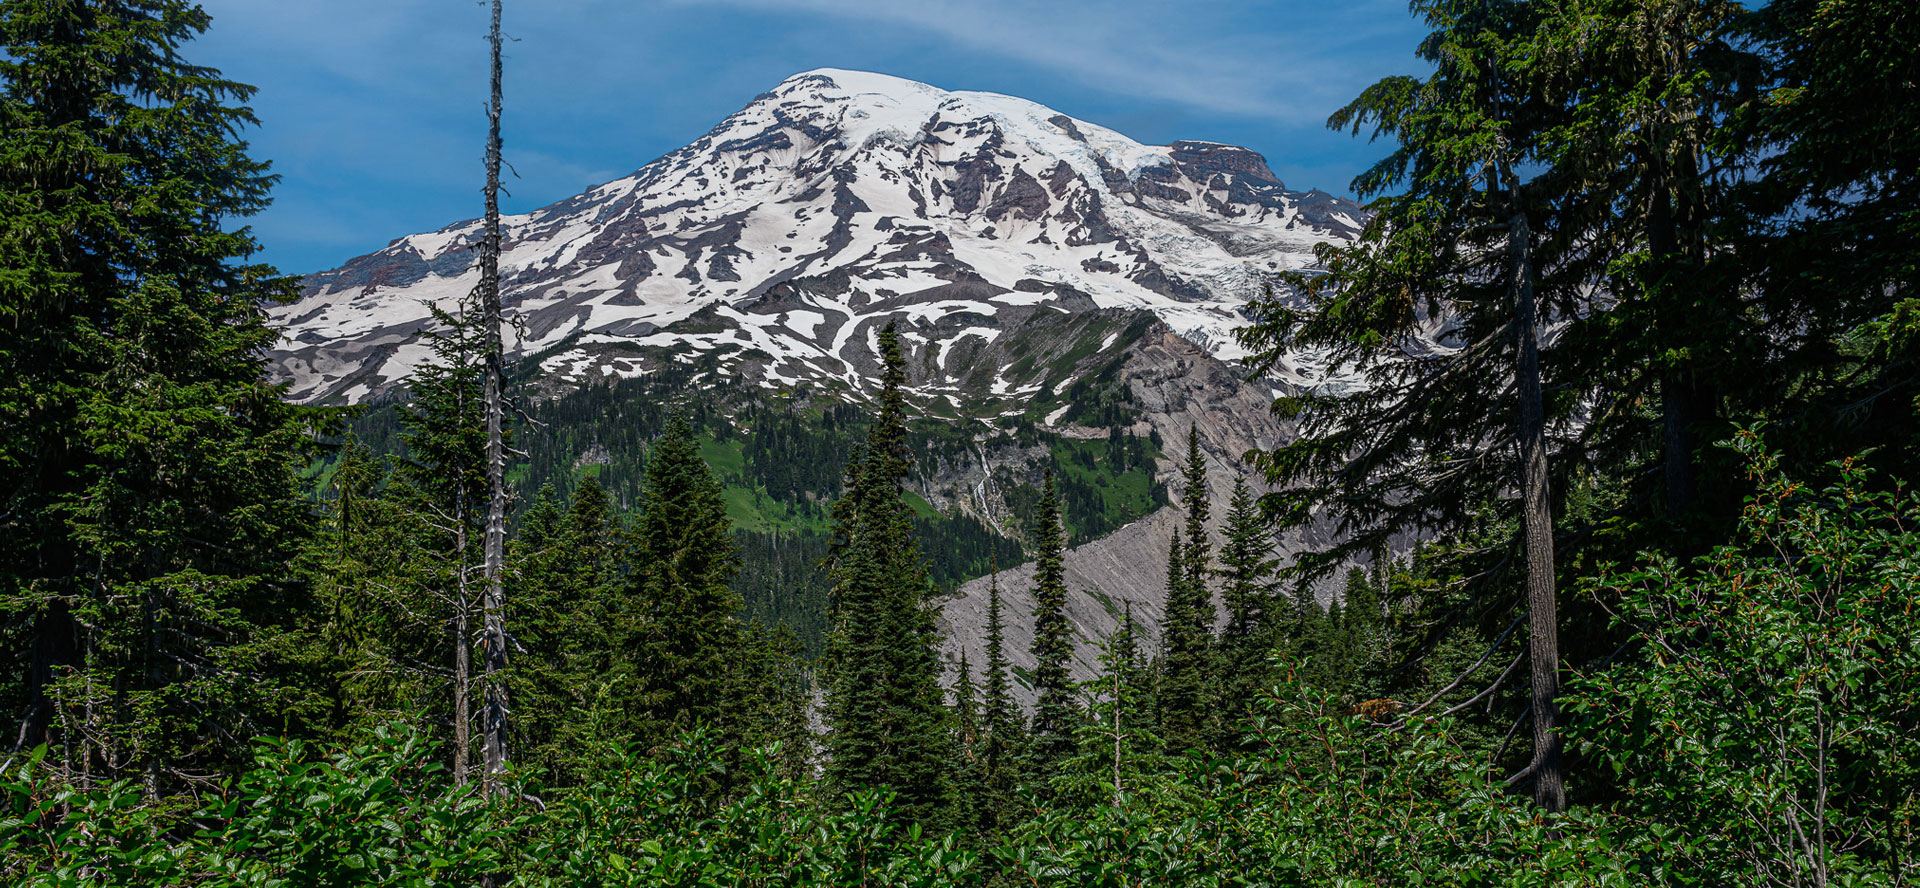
<box><xmin>5</xmin><ymin>436</ymin><xmax>1915</xmax><ymax>887</ymax></box>
<box><xmin>3</xmin><ymin>728</ymin><xmax>975</xmax><ymax>888</ymax></box>
<box><xmin>2</xmin><ymin>727</ymin><xmax>515</xmax><ymax>887</ymax></box>
<box><xmin>1567</xmin><ymin>434</ymin><xmax>1920</xmax><ymax>887</ymax></box>
<box><xmin>522</xmin><ymin>734</ymin><xmax>975</xmax><ymax>887</ymax></box>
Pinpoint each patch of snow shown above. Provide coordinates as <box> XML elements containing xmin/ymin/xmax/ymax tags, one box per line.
<box><xmin>269</xmin><ymin>67</ymin><xmax>1368</xmax><ymax>404</ymax></box>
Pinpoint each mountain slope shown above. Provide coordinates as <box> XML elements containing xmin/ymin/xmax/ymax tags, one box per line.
<box><xmin>269</xmin><ymin>68</ymin><xmax>1362</xmax><ymax>406</ymax></box>
<box><xmin>938</xmin><ymin>323</ymin><xmax>1340</xmax><ymax>700</ymax></box>
<box><xmin>276</xmin><ymin>69</ymin><xmax>1370</xmax><ymax>694</ymax></box>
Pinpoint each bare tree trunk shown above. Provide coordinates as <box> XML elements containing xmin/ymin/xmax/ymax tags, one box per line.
<box><xmin>1112</xmin><ymin>666</ymin><xmax>1122</xmax><ymax>808</ymax></box>
<box><xmin>452</xmin><ymin>515</ymin><xmax>471</xmax><ymax>787</ymax></box>
<box><xmin>1507</xmin><ymin>178</ymin><xmax>1565</xmax><ymax>813</ymax></box>
<box><xmin>78</xmin><ymin>622</ymin><xmax>91</xmax><ymax>785</ymax></box>
<box><xmin>478</xmin><ymin>0</ymin><xmax>511</xmax><ymax>799</ymax></box>
<box><xmin>141</xmin><ymin>582</ymin><xmax>159</xmax><ymax>799</ymax></box>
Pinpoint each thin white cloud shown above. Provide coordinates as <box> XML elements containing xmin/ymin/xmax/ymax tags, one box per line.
<box><xmin>665</xmin><ymin>0</ymin><xmax>1410</xmax><ymax>119</ymax></box>
<box><xmin>189</xmin><ymin>0</ymin><xmax>1423</xmax><ymax>271</ymax></box>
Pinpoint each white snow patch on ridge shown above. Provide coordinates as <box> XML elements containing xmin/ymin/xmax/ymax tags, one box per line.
<box><xmin>268</xmin><ymin>68</ymin><xmax>1367</xmax><ymax>403</ymax></box>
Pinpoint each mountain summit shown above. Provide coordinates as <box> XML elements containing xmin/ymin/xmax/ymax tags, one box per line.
<box><xmin>269</xmin><ymin>68</ymin><xmax>1364</xmax><ymax>404</ymax></box>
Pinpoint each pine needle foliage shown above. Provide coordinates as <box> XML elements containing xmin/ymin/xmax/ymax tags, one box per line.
<box><xmin>631</xmin><ymin>416</ymin><xmax>748</xmax><ymax>743</ymax></box>
<box><xmin>1210</xmin><ymin>476</ymin><xmax>1281</xmax><ymax>749</ymax></box>
<box><xmin>1156</xmin><ymin>426</ymin><xmax>1215</xmax><ymax>752</ymax></box>
<box><xmin>975</xmin><ymin>570</ymin><xmax>1021</xmax><ymax>835</ymax></box>
<box><xmin>1024</xmin><ymin>470</ymin><xmax>1077</xmax><ymax>784</ymax></box>
<box><xmin>0</xmin><ymin>0</ymin><xmax>327</xmax><ymax>789</ymax></box>
<box><xmin>821</xmin><ymin>322</ymin><xmax>955</xmax><ymax>827</ymax></box>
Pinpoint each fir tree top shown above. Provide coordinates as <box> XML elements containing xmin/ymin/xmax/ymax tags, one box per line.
<box><xmin>1027</xmin><ymin>470</ymin><xmax>1076</xmax><ymax>781</ymax></box>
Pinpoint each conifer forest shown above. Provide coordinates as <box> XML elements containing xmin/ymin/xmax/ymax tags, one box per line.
<box><xmin>2</xmin><ymin>0</ymin><xmax>1918</xmax><ymax>885</ymax></box>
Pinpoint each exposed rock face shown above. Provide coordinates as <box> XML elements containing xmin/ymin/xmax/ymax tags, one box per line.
<box><xmin>1168</xmin><ymin>141</ymin><xmax>1284</xmax><ymax>187</ymax></box>
<box><xmin>266</xmin><ymin>68</ymin><xmax>1365</xmax><ymax>405</ymax></box>
<box><xmin>267</xmin><ymin>69</ymin><xmax>1378</xmax><ymax>692</ymax></box>
<box><xmin>937</xmin><ymin>322</ymin><xmax>1346</xmax><ymax>703</ymax></box>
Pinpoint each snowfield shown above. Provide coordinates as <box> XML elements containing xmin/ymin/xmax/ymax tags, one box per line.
<box><xmin>269</xmin><ymin>69</ymin><xmax>1366</xmax><ymax>403</ymax></box>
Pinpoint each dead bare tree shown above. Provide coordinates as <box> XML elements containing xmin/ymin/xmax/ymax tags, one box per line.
<box><xmin>478</xmin><ymin>0</ymin><xmax>511</xmax><ymax>800</ymax></box>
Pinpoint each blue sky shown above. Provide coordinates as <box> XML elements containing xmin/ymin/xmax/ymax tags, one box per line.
<box><xmin>193</xmin><ymin>0</ymin><xmax>1430</xmax><ymax>274</ymax></box>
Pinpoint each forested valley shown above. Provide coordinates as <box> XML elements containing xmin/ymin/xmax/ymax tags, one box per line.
<box><xmin>2</xmin><ymin>0</ymin><xmax>1917</xmax><ymax>886</ymax></box>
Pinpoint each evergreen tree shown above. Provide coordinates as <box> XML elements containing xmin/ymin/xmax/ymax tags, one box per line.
<box><xmin>949</xmin><ymin>649</ymin><xmax>987</xmax><ymax>824</ymax></box>
<box><xmin>1115</xmin><ymin>603</ymin><xmax>1146</xmax><ymax>698</ymax></box>
<box><xmin>1212</xmin><ymin>477</ymin><xmax>1280</xmax><ymax>748</ymax></box>
<box><xmin>821</xmin><ymin>322</ymin><xmax>954</xmax><ymax>827</ymax></box>
<box><xmin>511</xmin><ymin>478</ymin><xmax>626</xmax><ymax>787</ymax></box>
<box><xmin>1217</xmin><ymin>477</ymin><xmax>1277</xmax><ymax>647</ymax></box>
<box><xmin>1292</xmin><ymin>594</ymin><xmax>1342</xmax><ymax>695</ymax></box>
<box><xmin>305</xmin><ymin>441</ymin><xmax>452</xmax><ymax>742</ymax></box>
<box><xmin>1740</xmin><ymin>0</ymin><xmax>1920</xmax><ymax>479</ymax></box>
<box><xmin>0</xmin><ymin>0</ymin><xmax>325</xmax><ymax>791</ymax></box>
<box><xmin>1157</xmin><ymin>427</ymin><xmax>1215</xmax><ymax>752</ymax></box>
<box><xmin>1334</xmin><ymin>566</ymin><xmax>1389</xmax><ymax>700</ymax></box>
<box><xmin>516</xmin><ymin>485</ymin><xmax>565</xmax><ymax>554</ymax></box>
<box><xmin>977</xmin><ymin>569</ymin><xmax>1020</xmax><ymax>835</ymax></box>
<box><xmin>953</xmin><ymin>650</ymin><xmax>980</xmax><ymax>755</ymax></box>
<box><xmin>1528</xmin><ymin>0</ymin><xmax>1763</xmax><ymax>533</ymax></box>
<box><xmin>394</xmin><ymin>296</ymin><xmax>490</xmax><ymax>783</ymax></box>
<box><xmin>1178</xmin><ymin>426</ymin><xmax>1214</xmax><ymax>600</ymax></box>
<box><xmin>1238</xmin><ymin>0</ymin><xmax>1578</xmax><ymax>807</ymax></box>
<box><xmin>630</xmin><ymin>416</ymin><xmax>747</xmax><ymax>746</ymax></box>
<box><xmin>298</xmin><ymin>293</ymin><xmax>509</xmax><ymax>785</ymax></box>
<box><xmin>728</xmin><ymin>620</ymin><xmax>813</xmax><ymax>779</ymax></box>
<box><xmin>1025</xmin><ymin>470</ymin><xmax>1077</xmax><ymax>782</ymax></box>
<box><xmin>1057</xmin><ymin>607</ymin><xmax>1167</xmax><ymax>810</ymax></box>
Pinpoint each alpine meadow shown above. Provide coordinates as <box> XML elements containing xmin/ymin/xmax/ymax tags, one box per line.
<box><xmin>3</xmin><ymin>0</ymin><xmax>1918</xmax><ymax>885</ymax></box>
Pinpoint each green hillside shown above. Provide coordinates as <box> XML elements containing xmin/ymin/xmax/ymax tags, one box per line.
<box><xmin>314</xmin><ymin>364</ymin><xmax>1167</xmax><ymax>656</ymax></box>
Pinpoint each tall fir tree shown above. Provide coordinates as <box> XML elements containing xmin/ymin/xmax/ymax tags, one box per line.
<box><xmin>1530</xmin><ymin>0</ymin><xmax>1763</xmax><ymax>534</ymax></box>
<box><xmin>1178</xmin><ymin>425</ymin><xmax>1214</xmax><ymax>598</ymax></box>
<box><xmin>304</xmin><ymin>441</ymin><xmax>455</xmax><ymax>744</ymax></box>
<box><xmin>630</xmin><ymin>416</ymin><xmax>748</xmax><ymax>747</ymax></box>
<box><xmin>748</xmin><ymin>622</ymin><xmax>816</xmax><ymax>782</ymax></box>
<box><xmin>1741</xmin><ymin>0</ymin><xmax>1920</xmax><ymax>479</ymax></box>
<box><xmin>1217</xmin><ymin>477</ymin><xmax>1277</xmax><ymax>647</ymax></box>
<box><xmin>1057</xmin><ymin>607</ymin><xmax>1167</xmax><ymax>811</ymax></box>
<box><xmin>1156</xmin><ymin>426</ymin><xmax>1215</xmax><ymax>752</ymax></box>
<box><xmin>298</xmin><ymin>295</ymin><xmax>503</xmax><ymax>784</ymax></box>
<box><xmin>821</xmin><ymin>322</ymin><xmax>954</xmax><ymax>827</ymax></box>
<box><xmin>1334</xmin><ymin>566</ymin><xmax>1389</xmax><ymax>701</ymax></box>
<box><xmin>727</xmin><ymin>619</ymin><xmax>813</xmax><ymax>777</ymax></box>
<box><xmin>977</xmin><ymin>569</ymin><xmax>1020</xmax><ymax>835</ymax></box>
<box><xmin>1211</xmin><ymin>476</ymin><xmax>1280</xmax><ymax>748</ymax></box>
<box><xmin>510</xmin><ymin>478</ymin><xmax>626</xmax><ymax>787</ymax></box>
<box><xmin>1237</xmin><ymin>0</ymin><xmax>1581</xmax><ymax>807</ymax></box>
<box><xmin>508</xmin><ymin>484</ymin><xmax>567</xmax><ymax>778</ymax></box>
<box><xmin>949</xmin><ymin>649</ymin><xmax>987</xmax><ymax>823</ymax></box>
<box><xmin>0</xmin><ymin>0</ymin><xmax>325</xmax><ymax>791</ymax></box>
<box><xmin>395</xmin><ymin>296</ymin><xmax>491</xmax><ymax>783</ymax></box>
<box><xmin>953</xmin><ymin>650</ymin><xmax>980</xmax><ymax>755</ymax></box>
<box><xmin>1026</xmin><ymin>470</ymin><xmax>1076</xmax><ymax>782</ymax></box>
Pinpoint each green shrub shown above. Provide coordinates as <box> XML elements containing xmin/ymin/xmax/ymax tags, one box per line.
<box><xmin>5</xmin><ymin>436</ymin><xmax>1915</xmax><ymax>887</ymax></box>
<box><xmin>521</xmin><ymin>734</ymin><xmax>976</xmax><ymax>887</ymax></box>
<box><xmin>2</xmin><ymin>727</ymin><xmax>516</xmax><ymax>887</ymax></box>
<box><xmin>1567</xmin><ymin>434</ymin><xmax>1920</xmax><ymax>887</ymax></box>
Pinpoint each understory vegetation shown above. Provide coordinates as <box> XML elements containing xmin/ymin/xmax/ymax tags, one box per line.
<box><xmin>4</xmin><ymin>0</ymin><xmax>1918</xmax><ymax>885</ymax></box>
<box><xmin>9</xmin><ymin>448</ymin><xmax>1916</xmax><ymax>885</ymax></box>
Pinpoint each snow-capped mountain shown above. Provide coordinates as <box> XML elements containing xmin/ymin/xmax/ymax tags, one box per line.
<box><xmin>269</xmin><ymin>68</ymin><xmax>1365</xmax><ymax>404</ymax></box>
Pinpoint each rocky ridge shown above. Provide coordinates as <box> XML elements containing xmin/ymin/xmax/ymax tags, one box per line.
<box><xmin>269</xmin><ymin>69</ymin><xmax>1372</xmax><ymax>699</ymax></box>
<box><xmin>267</xmin><ymin>68</ymin><xmax>1365</xmax><ymax>407</ymax></box>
